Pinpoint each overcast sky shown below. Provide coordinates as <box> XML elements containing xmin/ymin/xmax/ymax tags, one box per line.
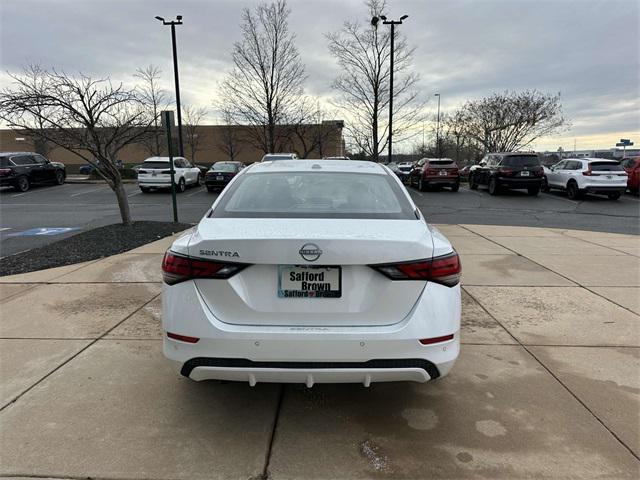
<box><xmin>1</xmin><ymin>0</ymin><xmax>638</xmax><ymax>152</ymax></box>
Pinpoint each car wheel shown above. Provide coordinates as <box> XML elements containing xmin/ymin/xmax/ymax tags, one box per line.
<box><xmin>15</xmin><ymin>176</ymin><xmax>30</xmax><ymax>192</ymax></box>
<box><xmin>488</xmin><ymin>177</ymin><xmax>499</xmax><ymax>195</ymax></box>
<box><xmin>55</xmin><ymin>170</ymin><xmax>65</xmax><ymax>185</ymax></box>
<box><xmin>206</xmin><ymin>186</ymin><xmax>216</xmax><ymax>193</ymax></box>
<box><xmin>418</xmin><ymin>178</ymin><xmax>426</xmax><ymax>192</ymax></box>
<box><xmin>451</xmin><ymin>182</ymin><xmax>460</xmax><ymax>192</ymax></box>
<box><xmin>566</xmin><ymin>181</ymin><xmax>581</xmax><ymax>200</ymax></box>
<box><xmin>607</xmin><ymin>192</ymin><xmax>621</xmax><ymax>200</ymax></box>
<box><xmin>469</xmin><ymin>174</ymin><xmax>478</xmax><ymax>190</ymax></box>
<box><xmin>140</xmin><ymin>187</ymin><xmax>150</xmax><ymax>193</ymax></box>
<box><xmin>541</xmin><ymin>177</ymin><xmax>550</xmax><ymax>192</ymax></box>
<box><xmin>196</xmin><ymin>174</ymin><xmax>202</xmax><ymax>186</ymax></box>
<box><xmin>527</xmin><ymin>186</ymin><xmax>540</xmax><ymax>196</ymax></box>
<box><xmin>177</xmin><ymin>177</ymin><xmax>186</xmax><ymax>193</ymax></box>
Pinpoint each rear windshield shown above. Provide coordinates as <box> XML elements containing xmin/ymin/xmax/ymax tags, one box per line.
<box><xmin>211</xmin><ymin>163</ymin><xmax>237</xmax><ymax>172</ymax></box>
<box><xmin>0</xmin><ymin>158</ymin><xmax>11</xmax><ymax>167</ymax></box>
<box><xmin>501</xmin><ymin>155</ymin><xmax>541</xmax><ymax>167</ymax></box>
<box><xmin>141</xmin><ymin>162</ymin><xmax>170</xmax><ymax>169</ymax></box>
<box><xmin>590</xmin><ymin>162</ymin><xmax>623</xmax><ymax>171</ymax></box>
<box><xmin>428</xmin><ymin>160</ymin><xmax>454</xmax><ymax>165</ymax></box>
<box><xmin>211</xmin><ymin>172</ymin><xmax>416</xmax><ymax>219</ymax></box>
<box><xmin>263</xmin><ymin>155</ymin><xmax>294</xmax><ymax>162</ymax></box>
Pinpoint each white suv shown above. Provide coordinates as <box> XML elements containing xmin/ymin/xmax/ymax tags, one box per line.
<box><xmin>260</xmin><ymin>153</ymin><xmax>298</xmax><ymax>162</ymax></box>
<box><xmin>543</xmin><ymin>158</ymin><xmax>627</xmax><ymax>200</ymax></box>
<box><xmin>137</xmin><ymin>157</ymin><xmax>202</xmax><ymax>193</ymax></box>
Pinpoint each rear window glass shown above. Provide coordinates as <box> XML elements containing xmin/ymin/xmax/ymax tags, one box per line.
<box><xmin>0</xmin><ymin>157</ymin><xmax>11</xmax><ymax>167</ymax></box>
<box><xmin>141</xmin><ymin>162</ymin><xmax>170</xmax><ymax>169</ymax></box>
<box><xmin>211</xmin><ymin>163</ymin><xmax>237</xmax><ymax>172</ymax></box>
<box><xmin>212</xmin><ymin>172</ymin><xmax>416</xmax><ymax>219</ymax></box>
<box><xmin>264</xmin><ymin>156</ymin><xmax>294</xmax><ymax>162</ymax></box>
<box><xmin>501</xmin><ymin>155</ymin><xmax>541</xmax><ymax>167</ymax></box>
<box><xmin>428</xmin><ymin>160</ymin><xmax>454</xmax><ymax>165</ymax></box>
<box><xmin>590</xmin><ymin>162</ymin><xmax>623</xmax><ymax>171</ymax></box>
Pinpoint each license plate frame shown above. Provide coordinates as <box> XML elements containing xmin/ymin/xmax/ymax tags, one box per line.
<box><xmin>216</xmin><ymin>175</ymin><xmax>224</xmax><ymax>181</ymax></box>
<box><xmin>439</xmin><ymin>170</ymin><xmax>448</xmax><ymax>176</ymax></box>
<box><xmin>278</xmin><ymin>265</ymin><xmax>342</xmax><ymax>299</ymax></box>
<box><xmin>520</xmin><ymin>171</ymin><xmax>530</xmax><ymax>177</ymax></box>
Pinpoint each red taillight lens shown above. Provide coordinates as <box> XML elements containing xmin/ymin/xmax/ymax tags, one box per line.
<box><xmin>0</xmin><ymin>168</ymin><xmax>12</xmax><ymax>176</ymax></box>
<box><xmin>582</xmin><ymin>169</ymin><xmax>592</xmax><ymax>176</ymax></box>
<box><xmin>498</xmin><ymin>168</ymin><xmax>514</xmax><ymax>176</ymax></box>
<box><xmin>425</xmin><ymin>168</ymin><xmax>438</xmax><ymax>176</ymax></box>
<box><xmin>161</xmin><ymin>251</ymin><xmax>249</xmax><ymax>285</ymax></box>
<box><xmin>370</xmin><ymin>251</ymin><xmax>461</xmax><ymax>287</ymax></box>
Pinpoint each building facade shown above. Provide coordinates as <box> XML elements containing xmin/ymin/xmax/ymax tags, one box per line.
<box><xmin>0</xmin><ymin>121</ymin><xmax>345</xmax><ymax>166</ymax></box>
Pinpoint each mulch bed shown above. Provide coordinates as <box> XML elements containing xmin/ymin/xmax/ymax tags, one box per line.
<box><xmin>0</xmin><ymin>221</ymin><xmax>192</xmax><ymax>277</ymax></box>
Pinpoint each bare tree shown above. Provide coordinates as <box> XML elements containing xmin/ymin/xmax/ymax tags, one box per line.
<box><xmin>217</xmin><ymin>109</ymin><xmax>244</xmax><ymax>161</ymax></box>
<box><xmin>455</xmin><ymin>90</ymin><xmax>568</xmax><ymax>153</ymax></box>
<box><xmin>327</xmin><ymin>0</ymin><xmax>423</xmax><ymax>161</ymax></box>
<box><xmin>0</xmin><ymin>67</ymin><xmax>154</xmax><ymax>225</ymax></box>
<box><xmin>183</xmin><ymin>105</ymin><xmax>207</xmax><ymax>161</ymax></box>
<box><xmin>218</xmin><ymin>0</ymin><xmax>307</xmax><ymax>154</ymax></box>
<box><xmin>134</xmin><ymin>65</ymin><xmax>167</xmax><ymax>157</ymax></box>
<box><xmin>286</xmin><ymin>100</ymin><xmax>343</xmax><ymax>158</ymax></box>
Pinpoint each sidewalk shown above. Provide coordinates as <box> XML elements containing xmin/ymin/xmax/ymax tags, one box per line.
<box><xmin>1</xmin><ymin>224</ymin><xmax>638</xmax><ymax>479</ymax></box>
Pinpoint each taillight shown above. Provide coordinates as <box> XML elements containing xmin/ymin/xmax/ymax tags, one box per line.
<box><xmin>425</xmin><ymin>168</ymin><xmax>438</xmax><ymax>176</ymax></box>
<box><xmin>166</xmin><ymin>332</ymin><xmax>200</xmax><ymax>343</ymax></box>
<box><xmin>582</xmin><ymin>169</ymin><xmax>593</xmax><ymax>176</ymax></box>
<box><xmin>161</xmin><ymin>251</ymin><xmax>249</xmax><ymax>285</ymax></box>
<box><xmin>370</xmin><ymin>251</ymin><xmax>461</xmax><ymax>287</ymax></box>
<box><xmin>0</xmin><ymin>168</ymin><xmax>12</xmax><ymax>176</ymax></box>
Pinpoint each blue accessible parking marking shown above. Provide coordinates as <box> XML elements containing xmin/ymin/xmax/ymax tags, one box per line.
<box><xmin>7</xmin><ymin>227</ymin><xmax>81</xmax><ymax>237</ymax></box>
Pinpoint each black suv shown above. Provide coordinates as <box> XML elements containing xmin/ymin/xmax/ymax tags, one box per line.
<box><xmin>0</xmin><ymin>152</ymin><xmax>66</xmax><ymax>192</ymax></box>
<box><xmin>469</xmin><ymin>152</ymin><xmax>543</xmax><ymax>196</ymax></box>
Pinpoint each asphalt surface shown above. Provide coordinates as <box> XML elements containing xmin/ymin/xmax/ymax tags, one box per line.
<box><xmin>0</xmin><ymin>181</ymin><xmax>638</xmax><ymax>257</ymax></box>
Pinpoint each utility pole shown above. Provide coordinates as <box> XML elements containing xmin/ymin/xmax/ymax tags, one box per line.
<box><xmin>371</xmin><ymin>14</ymin><xmax>409</xmax><ymax>164</ymax></box>
<box><xmin>156</xmin><ymin>15</ymin><xmax>184</xmax><ymax>157</ymax></box>
<box><xmin>435</xmin><ymin>93</ymin><xmax>441</xmax><ymax>158</ymax></box>
<box><xmin>161</xmin><ymin>111</ymin><xmax>179</xmax><ymax>223</ymax></box>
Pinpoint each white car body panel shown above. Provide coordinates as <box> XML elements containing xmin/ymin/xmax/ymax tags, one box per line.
<box><xmin>137</xmin><ymin>156</ymin><xmax>201</xmax><ymax>188</ymax></box>
<box><xmin>162</xmin><ymin>160</ymin><xmax>461</xmax><ymax>385</ymax></box>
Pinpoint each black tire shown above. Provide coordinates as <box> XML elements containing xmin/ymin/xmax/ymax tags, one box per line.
<box><xmin>140</xmin><ymin>187</ymin><xmax>150</xmax><ymax>193</ymax></box>
<box><xmin>55</xmin><ymin>170</ymin><xmax>65</xmax><ymax>185</ymax></box>
<box><xmin>607</xmin><ymin>192</ymin><xmax>621</xmax><ymax>200</ymax></box>
<box><xmin>488</xmin><ymin>177</ymin><xmax>499</xmax><ymax>195</ymax></box>
<box><xmin>541</xmin><ymin>177</ymin><xmax>550</xmax><ymax>193</ymax></box>
<box><xmin>418</xmin><ymin>178</ymin><xmax>427</xmax><ymax>192</ymax></box>
<box><xmin>566</xmin><ymin>181</ymin><xmax>581</xmax><ymax>200</ymax></box>
<box><xmin>451</xmin><ymin>182</ymin><xmax>460</xmax><ymax>192</ymax></box>
<box><xmin>15</xmin><ymin>176</ymin><xmax>30</xmax><ymax>192</ymax></box>
<box><xmin>196</xmin><ymin>174</ymin><xmax>202</xmax><ymax>187</ymax></box>
<box><xmin>206</xmin><ymin>186</ymin><xmax>216</xmax><ymax>193</ymax></box>
<box><xmin>177</xmin><ymin>177</ymin><xmax>186</xmax><ymax>193</ymax></box>
<box><xmin>527</xmin><ymin>186</ymin><xmax>540</xmax><ymax>196</ymax></box>
<box><xmin>469</xmin><ymin>173</ymin><xmax>478</xmax><ymax>190</ymax></box>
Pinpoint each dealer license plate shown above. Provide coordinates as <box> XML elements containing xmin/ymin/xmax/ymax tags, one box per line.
<box><xmin>439</xmin><ymin>170</ymin><xmax>447</xmax><ymax>176</ymax></box>
<box><xmin>521</xmin><ymin>171</ymin><xmax>530</xmax><ymax>176</ymax></box>
<box><xmin>217</xmin><ymin>175</ymin><xmax>224</xmax><ymax>180</ymax></box>
<box><xmin>278</xmin><ymin>265</ymin><xmax>341</xmax><ymax>298</ymax></box>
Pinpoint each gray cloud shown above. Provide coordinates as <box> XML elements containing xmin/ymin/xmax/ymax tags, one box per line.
<box><xmin>1</xmin><ymin>0</ymin><xmax>638</xmax><ymax>150</ymax></box>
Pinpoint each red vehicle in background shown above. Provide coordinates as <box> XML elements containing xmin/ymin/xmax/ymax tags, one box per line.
<box><xmin>621</xmin><ymin>156</ymin><xmax>640</xmax><ymax>195</ymax></box>
<box><xmin>409</xmin><ymin>158</ymin><xmax>460</xmax><ymax>192</ymax></box>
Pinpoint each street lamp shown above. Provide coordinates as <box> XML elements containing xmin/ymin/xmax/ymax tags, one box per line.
<box><xmin>434</xmin><ymin>93</ymin><xmax>441</xmax><ymax>158</ymax></box>
<box><xmin>155</xmin><ymin>15</ymin><xmax>184</xmax><ymax>157</ymax></box>
<box><xmin>371</xmin><ymin>13</ymin><xmax>409</xmax><ymax>163</ymax></box>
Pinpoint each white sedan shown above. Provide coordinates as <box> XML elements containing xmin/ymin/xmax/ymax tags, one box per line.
<box><xmin>137</xmin><ymin>156</ymin><xmax>201</xmax><ymax>193</ymax></box>
<box><xmin>162</xmin><ymin>160</ymin><xmax>461</xmax><ymax>386</ymax></box>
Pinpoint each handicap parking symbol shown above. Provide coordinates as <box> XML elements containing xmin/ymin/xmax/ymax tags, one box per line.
<box><xmin>7</xmin><ymin>227</ymin><xmax>81</xmax><ymax>237</ymax></box>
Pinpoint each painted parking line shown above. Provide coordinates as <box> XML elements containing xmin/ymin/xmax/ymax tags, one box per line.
<box><xmin>70</xmin><ymin>186</ymin><xmax>105</xmax><ymax>197</ymax></box>
<box><xmin>6</xmin><ymin>227</ymin><xmax>81</xmax><ymax>237</ymax></box>
<box><xmin>128</xmin><ymin>190</ymin><xmax>142</xmax><ymax>198</ymax></box>
<box><xmin>186</xmin><ymin>187</ymin><xmax>206</xmax><ymax>197</ymax></box>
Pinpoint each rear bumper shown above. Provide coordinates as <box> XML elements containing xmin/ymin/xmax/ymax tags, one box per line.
<box><xmin>162</xmin><ymin>280</ymin><xmax>461</xmax><ymax>385</ymax></box>
<box><xmin>583</xmin><ymin>186</ymin><xmax>626</xmax><ymax>194</ymax></box>
<box><xmin>0</xmin><ymin>178</ymin><xmax>16</xmax><ymax>186</ymax></box>
<box><xmin>423</xmin><ymin>176</ymin><xmax>459</xmax><ymax>186</ymax></box>
<box><xmin>496</xmin><ymin>177</ymin><xmax>542</xmax><ymax>189</ymax></box>
<box><xmin>138</xmin><ymin>179</ymin><xmax>171</xmax><ymax>187</ymax></box>
<box><xmin>205</xmin><ymin>179</ymin><xmax>231</xmax><ymax>188</ymax></box>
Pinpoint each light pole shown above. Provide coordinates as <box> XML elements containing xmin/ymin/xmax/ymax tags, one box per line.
<box><xmin>434</xmin><ymin>93</ymin><xmax>441</xmax><ymax>158</ymax></box>
<box><xmin>155</xmin><ymin>15</ymin><xmax>184</xmax><ymax>157</ymax></box>
<box><xmin>371</xmin><ymin>13</ymin><xmax>408</xmax><ymax>163</ymax></box>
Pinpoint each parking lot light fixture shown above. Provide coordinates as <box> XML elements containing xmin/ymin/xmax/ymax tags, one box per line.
<box><xmin>371</xmin><ymin>14</ymin><xmax>409</xmax><ymax>164</ymax></box>
<box><xmin>155</xmin><ymin>14</ymin><xmax>185</xmax><ymax>157</ymax></box>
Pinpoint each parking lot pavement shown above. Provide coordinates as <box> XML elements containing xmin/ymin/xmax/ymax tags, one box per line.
<box><xmin>1</xmin><ymin>226</ymin><xmax>638</xmax><ymax>479</ymax></box>
<box><xmin>1</xmin><ymin>182</ymin><xmax>639</xmax><ymax>258</ymax></box>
